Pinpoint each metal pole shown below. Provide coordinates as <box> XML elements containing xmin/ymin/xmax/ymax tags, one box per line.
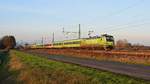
<box><xmin>52</xmin><ymin>32</ymin><xmax>54</xmax><ymax>43</ymax></box>
<box><xmin>42</xmin><ymin>37</ymin><xmax>44</xmax><ymax>45</ymax></box>
<box><xmin>41</xmin><ymin>37</ymin><xmax>44</xmax><ymax>48</ymax></box>
<box><xmin>62</xmin><ymin>27</ymin><xmax>65</xmax><ymax>33</ymax></box>
<box><xmin>79</xmin><ymin>24</ymin><xmax>81</xmax><ymax>39</ymax></box>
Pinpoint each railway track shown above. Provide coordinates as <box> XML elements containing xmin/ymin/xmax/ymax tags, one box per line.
<box><xmin>29</xmin><ymin>49</ymin><xmax>150</xmax><ymax>56</ymax></box>
<box><xmin>26</xmin><ymin>50</ymin><xmax>150</xmax><ymax>81</ymax></box>
<box><xmin>68</xmin><ymin>49</ymin><xmax>150</xmax><ymax>56</ymax></box>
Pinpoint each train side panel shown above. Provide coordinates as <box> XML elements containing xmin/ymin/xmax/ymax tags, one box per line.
<box><xmin>80</xmin><ymin>37</ymin><xmax>105</xmax><ymax>49</ymax></box>
<box><xmin>52</xmin><ymin>42</ymin><xmax>63</xmax><ymax>48</ymax></box>
<box><xmin>63</xmin><ymin>39</ymin><xmax>81</xmax><ymax>48</ymax></box>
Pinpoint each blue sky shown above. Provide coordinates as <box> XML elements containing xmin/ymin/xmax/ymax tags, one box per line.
<box><xmin>0</xmin><ymin>0</ymin><xmax>150</xmax><ymax>45</ymax></box>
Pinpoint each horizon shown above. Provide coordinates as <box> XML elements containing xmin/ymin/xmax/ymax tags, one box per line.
<box><xmin>0</xmin><ymin>0</ymin><xmax>150</xmax><ymax>46</ymax></box>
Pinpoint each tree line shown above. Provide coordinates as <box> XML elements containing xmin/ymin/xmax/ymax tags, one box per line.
<box><xmin>116</xmin><ymin>39</ymin><xmax>150</xmax><ymax>50</ymax></box>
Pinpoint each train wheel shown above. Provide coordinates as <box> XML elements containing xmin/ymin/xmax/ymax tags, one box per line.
<box><xmin>104</xmin><ymin>46</ymin><xmax>113</xmax><ymax>51</ymax></box>
<box><xmin>104</xmin><ymin>46</ymin><xmax>108</xmax><ymax>51</ymax></box>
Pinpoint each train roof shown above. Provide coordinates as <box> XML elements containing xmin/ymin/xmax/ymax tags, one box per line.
<box><xmin>53</xmin><ymin>34</ymin><xmax>113</xmax><ymax>43</ymax></box>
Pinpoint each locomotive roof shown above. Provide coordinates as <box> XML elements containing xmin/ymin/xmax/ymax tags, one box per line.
<box><xmin>54</xmin><ymin>36</ymin><xmax>101</xmax><ymax>43</ymax></box>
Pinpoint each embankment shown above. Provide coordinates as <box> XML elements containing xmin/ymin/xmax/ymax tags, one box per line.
<box><xmin>27</xmin><ymin>49</ymin><xmax>150</xmax><ymax>65</ymax></box>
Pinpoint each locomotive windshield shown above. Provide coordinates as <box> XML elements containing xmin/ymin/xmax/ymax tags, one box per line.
<box><xmin>105</xmin><ymin>36</ymin><xmax>114</xmax><ymax>41</ymax></box>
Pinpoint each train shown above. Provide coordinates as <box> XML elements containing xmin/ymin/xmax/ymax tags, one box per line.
<box><xmin>29</xmin><ymin>34</ymin><xmax>115</xmax><ymax>50</ymax></box>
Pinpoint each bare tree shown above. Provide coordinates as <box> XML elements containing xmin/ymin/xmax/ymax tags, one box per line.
<box><xmin>132</xmin><ymin>43</ymin><xmax>145</xmax><ymax>50</ymax></box>
<box><xmin>116</xmin><ymin>39</ymin><xmax>131</xmax><ymax>49</ymax></box>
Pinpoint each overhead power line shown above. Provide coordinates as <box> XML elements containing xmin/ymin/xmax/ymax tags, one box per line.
<box><xmin>98</xmin><ymin>0</ymin><xmax>147</xmax><ymax>33</ymax></box>
<box><xmin>101</xmin><ymin>18</ymin><xmax>150</xmax><ymax>31</ymax></box>
<box><xmin>103</xmin><ymin>0</ymin><xmax>145</xmax><ymax>19</ymax></box>
<box><xmin>103</xmin><ymin>22</ymin><xmax>150</xmax><ymax>33</ymax></box>
<box><xmin>99</xmin><ymin>0</ymin><xmax>145</xmax><ymax>29</ymax></box>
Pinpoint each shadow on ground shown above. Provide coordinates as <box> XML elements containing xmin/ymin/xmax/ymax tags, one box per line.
<box><xmin>0</xmin><ymin>51</ymin><xmax>17</xmax><ymax>84</ymax></box>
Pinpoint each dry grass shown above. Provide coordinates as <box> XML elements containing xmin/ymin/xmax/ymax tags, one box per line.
<box><xmin>28</xmin><ymin>49</ymin><xmax>150</xmax><ymax>65</ymax></box>
<box><xmin>4</xmin><ymin>50</ymin><xmax>150</xmax><ymax>84</ymax></box>
<box><xmin>9</xmin><ymin>54</ymin><xmax>23</xmax><ymax>71</ymax></box>
<box><xmin>17</xmin><ymin>68</ymin><xmax>93</xmax><ymax>84</ymax></box>
<box><xmin>8</xmin><ymin>51</ymin><xmax>99</xmax><ymax>84</ymax></box>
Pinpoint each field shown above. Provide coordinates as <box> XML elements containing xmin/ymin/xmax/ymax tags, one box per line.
<box><xmin>0</xmin><ymin>50</ymin><xmax>150</xmax><ymax>84</ymax></box>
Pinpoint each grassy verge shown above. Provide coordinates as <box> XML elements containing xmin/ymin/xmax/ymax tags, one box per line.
<box><xmin>0</xmin><ymin>52</ymin><xmax>18</xmax><ymax>84</ymax></box>
<box><xmin>2</xmin><ymin>50</ymin><xmax>150</xmax><ymax>84</ymax></box>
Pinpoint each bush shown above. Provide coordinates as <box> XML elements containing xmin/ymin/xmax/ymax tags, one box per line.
<box><xmin>0</xmin><ymin>36</ymin><xmax>16</xmax><ymax>49</ymax></box>
<box><xmin>116</xmin><ymin>39</ymin><xmax>131</xmax><ymax>49</ymax></box>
